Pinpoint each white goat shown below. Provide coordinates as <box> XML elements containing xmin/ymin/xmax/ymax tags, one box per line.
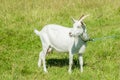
<box><xmin>34</xmin><ymin>15</ymin><xmax>90</xmax><ymax>73</ymax></box>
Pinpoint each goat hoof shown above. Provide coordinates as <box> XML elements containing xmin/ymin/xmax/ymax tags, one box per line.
<box><xmin>44</xmin><ymin>70</ymin><xmax>48</xmax><ymax>73</ymax></box>
<box><xmin>80</xmin><ymin>70</ymin><xmax>83</xmax><ymax>73</ymax></box>
<box><xmin>68</xmin><ymin>70</ymin><xmax>72</xmax><ymax>74</ymax></box>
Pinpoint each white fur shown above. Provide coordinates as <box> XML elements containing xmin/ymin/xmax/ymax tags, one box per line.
<box><xmin>34</xmin><ymin>15</ymin><xmax>89</xmax><ymax>73</ymax></box>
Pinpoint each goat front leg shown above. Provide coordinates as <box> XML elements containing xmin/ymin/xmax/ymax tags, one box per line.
<box><xmin>79</xmin><ymin>54</ymin><xmax>83</xmax><ymax>72</ymax></box>
<box><xmin>68</xmin><ymin>52</ymin><xmax>73</xmax><ymax>74</ymax></box>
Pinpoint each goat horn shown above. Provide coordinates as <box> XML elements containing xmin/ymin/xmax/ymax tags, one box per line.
<box><xmin>79</xmin><ymin>14</ymin><xmax>89</xmax><ymax>21</ymax></box>
<box><xmin>79</xmin><ymin>15</ymin><xmax>85</xmax><ymax>20</ymax></box>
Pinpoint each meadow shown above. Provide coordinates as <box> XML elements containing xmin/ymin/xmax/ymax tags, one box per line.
<box><xmin>0</xmin><ymin>0</ymin><xmax>120</xmax><ymax>80</ymax></box>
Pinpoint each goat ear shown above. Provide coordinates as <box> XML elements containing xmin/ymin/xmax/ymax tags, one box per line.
<box><xmin>81</xmin><ymin>21</ymin><xmax>86</xmax><ymax>26</ymax></box>
<box><xmin>71</xmin><ymin>17</ymin><xmax>77</xmax><ymax>23</ymax></box>
<box><xmin>81</xmin><ymin>21</ymin><xmax>84</xmax><ymax>25</ymax></box>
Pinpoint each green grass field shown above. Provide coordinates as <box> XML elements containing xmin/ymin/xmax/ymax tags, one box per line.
<box><xmin>0</xmin><ymin>0</ymin><xmax>120</xmax><ymax>80</ymax></box>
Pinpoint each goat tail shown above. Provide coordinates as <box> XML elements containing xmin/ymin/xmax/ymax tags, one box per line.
<box><xmin>34</xmin><ymin>29</ymin><xmax>41</xmax><ymax>36</ymax></box>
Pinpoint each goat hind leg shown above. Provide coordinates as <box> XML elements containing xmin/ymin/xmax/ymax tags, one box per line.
<box><xmin>38</xmin><ymin>51</ymin><xmax>43</xmax><ymax>67</ymax></box>
<box><xmin>42</xmin><ymin>46</ymin><xmax>51</xmax><ymax>73</ymax></box>
<box><xmin>38</xmin><ymin>49</ymin><xmax>48</xmax><ymax>72</ymax></box>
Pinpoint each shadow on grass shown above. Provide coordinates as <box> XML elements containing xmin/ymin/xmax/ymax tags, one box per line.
<box><xmin>47</xmin><ymin>58</ymin><xmax>87</xmax><ymax>68</ymax></box>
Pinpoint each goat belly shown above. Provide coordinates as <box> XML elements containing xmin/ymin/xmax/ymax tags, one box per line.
<box><xmin>45</xmin><ymin>25</ymin><xmax>73</xmax><ymax>52</ymax></box>
<box><xmin>48</xmin><ymin>34</ymin><xmax>73</xmax><ymax>52</ymax></box>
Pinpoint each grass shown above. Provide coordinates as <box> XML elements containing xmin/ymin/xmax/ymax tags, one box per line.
<box><xmin>0</xmin><ymin>0</ymin><xmax>120</xmax><ymax>80</ymax></box>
